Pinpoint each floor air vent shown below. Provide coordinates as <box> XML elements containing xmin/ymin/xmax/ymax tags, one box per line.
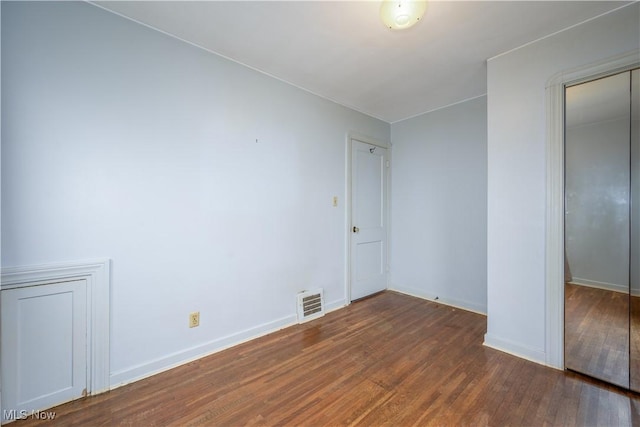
<box><xmin>297</xmin><ymin>289</ymin><xmax>325</xmax><ymax>323</ymax></box>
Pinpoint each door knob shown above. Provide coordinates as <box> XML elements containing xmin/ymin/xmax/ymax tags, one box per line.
<box><xmin>353</xmin><ymin>226</ymin><xmax>360</xmax><ymax>233</ymax></box>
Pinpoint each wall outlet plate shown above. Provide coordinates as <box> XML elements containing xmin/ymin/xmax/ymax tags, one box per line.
<box><xmin>189</xmin><ymin>311</ymin><xmax>200</xmax><ymax>328</ymax></box>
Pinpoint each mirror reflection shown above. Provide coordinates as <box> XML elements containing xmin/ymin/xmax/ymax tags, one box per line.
<box><xmin>564</xmin><ymin>71</ymin><xmax>633</xmax><ymax>389</ymax></box>
<box><xmin>631</xmin><ymin>68</ymin><xmax>640</xmax><ymax>392</ymax></box>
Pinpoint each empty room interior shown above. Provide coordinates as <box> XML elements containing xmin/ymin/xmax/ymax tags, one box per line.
<box><xmin>2</xmin><ymin>0</ymin><xmax>640</xmax><ymax>425</ymax></box>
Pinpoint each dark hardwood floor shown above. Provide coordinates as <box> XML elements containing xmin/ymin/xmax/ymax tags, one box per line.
<box><xmin>565</xmin><ymin>283</ymin><xmax>629</xmax><ymax>388</ymax></box>
<box><xmin>14</xmin><ymin>291</ymin><xmax>640</xmax><ymax>426</ymax></box>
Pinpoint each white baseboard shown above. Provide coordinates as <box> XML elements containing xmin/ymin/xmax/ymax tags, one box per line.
<box><xmin>110</xmin><ymin>297</ymin><xmax>349</xmax><ymax>390</ymax></box>
<box><xmin>390</xmin><ymin>286</ymin><xmax>546</xmax><ymax>367</ymax></box>
<box><xmin>325</xmin><ymin>297</ymin><xmax>348</xmax><ymax>313</ymax></box>
<box><xmin>110</xmin><ymin>314</ymin><xmax>297</xmax><ymax>389</ymax></box>
<box><xmin>483</xmin><ymin>333</ymin><xmax>547</xmax><ymax>366</ymax></box>
<box><xmin>389</xmin><ymin>284</ymin><xmax>487</xmax><ymax>315</ymax></box>
<box><xmin>569</xmin><ymin>278</ymin><xmax>627</xmax><ymax>293</ymax></box>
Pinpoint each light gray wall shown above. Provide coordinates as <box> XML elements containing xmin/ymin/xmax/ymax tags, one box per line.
<box><xmin>486</xmin><ymin>2</ymin><xmax>639</xmax><ymax>362</ymax></box>
<box><xmin>389</xmin><ymin>96</ymin><xmax>487</xmax><ymax>314</ymax></box>
<box><xmin>565</xmin><ymin>116</ymin><xmax>630</xmax><ymax>292</ymax></box>
<box><xmin>1</xmin><ymin>1</ymin><xmax>389</xmax><ymax>386</ymax></box>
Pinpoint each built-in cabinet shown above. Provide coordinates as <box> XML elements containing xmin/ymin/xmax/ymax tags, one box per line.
<box><xmin>564</xmin><ymin>68</ymin><xmax>640</xmax><ymax>391</ymax></box>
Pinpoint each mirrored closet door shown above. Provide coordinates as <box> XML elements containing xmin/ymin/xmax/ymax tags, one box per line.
<box><xmin>631</xmin><ymin>68</ymin><xmax>639</xmax><ymax>391</ymax></box>
<box><xmin>565</xmin><ymin>68</ymin><xmax>639</xmax><ymax>391</ymax></box>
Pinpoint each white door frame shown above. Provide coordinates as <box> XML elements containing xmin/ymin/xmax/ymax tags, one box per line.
<box><xmin>345</xmin><ymin>132</ymin><xmax>391</xmax><ymax>303</ymax></box>
<box><xmin>1</xmin><ymin>259</ymin><xmax>111</xmax><ymax>395</ymax></box>
<box><xmin>545</xmin><ymin>51</ymin><xmax>639</xmax><ymax>369</ymax></box>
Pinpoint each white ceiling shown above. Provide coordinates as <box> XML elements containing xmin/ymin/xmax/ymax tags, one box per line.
<box><xmin>93</xmin><ymin>1</ymin><xmax>632</xmax><ymax>123</ymax></box>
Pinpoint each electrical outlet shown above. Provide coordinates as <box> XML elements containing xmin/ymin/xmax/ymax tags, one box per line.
<box><xmin>189</xmin><ymin>311</ymin><xmax>200</xmax><ymax>328</ymax></box>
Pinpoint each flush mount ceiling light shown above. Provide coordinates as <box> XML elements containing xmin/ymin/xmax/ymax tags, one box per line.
<box><xmin>380</xmin><ymin>0</ymin><xmax>427</xmax><ymax>30</ymax></box>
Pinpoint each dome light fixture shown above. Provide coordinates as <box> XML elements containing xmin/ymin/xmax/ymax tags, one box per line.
<box><xmin>380</xmin><ymin>0</ymin><xmax>427</xmax><ymax>30</ymax></box>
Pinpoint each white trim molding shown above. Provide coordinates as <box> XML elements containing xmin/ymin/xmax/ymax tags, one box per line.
<box><xmin>484</xmin><ymin>333</ymin><xmax>546</xmax><ymax>365</ymax></box>
<box><xmin>568</xmin><ymin>279</ymin><xmax>628</xmax><ymax>294</ymax></box>
<box><xmin>545</xmin><ymin>50</ymin><xmax>640</xmax><ymax>370</ymax></box>
<box><xmin>109</xmin><ymin>296</ymin><xmax>348</xmax><ymax>389</ymax></box>
<box><xmin>390</xmin><ymin>285</ymin><xmax>487</xmax><ymax>315</ymax></box>
<box><xmin>1</xmin><ymin>259</ymin><xmax>111</xmax><ymax>394</ymax></box>
<box><xmin>545</xmin><ymin>75</ymin><xmax>565</xmax><ymax>370</ymax></box>
<box><xmin>110</xmin><ymin>313</ymin><xmax>296</xmax><ymax>389</ymax></box>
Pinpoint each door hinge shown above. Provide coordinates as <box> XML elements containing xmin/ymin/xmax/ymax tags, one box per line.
<box><xmin>386</xmin><ymin>160</ymin><xmax>390</xmax><ymax>168</ymax></box>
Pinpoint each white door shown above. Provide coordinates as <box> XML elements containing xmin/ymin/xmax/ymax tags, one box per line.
<box><xmin>351</xmin><ymin>139</ymin><xmax>388</xmax><ymax>300</ymax></box>
<box><xmin>1</xmin><ymin>280</ymin><xmax>87</xmax><ymax>422</ymax></box>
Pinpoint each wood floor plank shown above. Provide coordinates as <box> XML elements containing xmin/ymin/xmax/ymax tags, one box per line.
<box><xmin>12</xmin><ymin>291</ymin><xmax>640</xmax><ymax>426</ymax></box>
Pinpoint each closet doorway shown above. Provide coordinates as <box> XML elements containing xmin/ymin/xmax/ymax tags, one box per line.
<box><xmin>564</xmin><ymin>68</ymin><xmax>639</xmax><ymax>391</ymax></box>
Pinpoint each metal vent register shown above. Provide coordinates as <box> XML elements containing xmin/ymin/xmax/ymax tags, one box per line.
<box><xmin>296</xmin><ymin>289</ymin><xmax>324</xmax><ymax>323</ymax></box>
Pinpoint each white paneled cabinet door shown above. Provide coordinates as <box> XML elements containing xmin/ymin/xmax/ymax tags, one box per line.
<box><xmin>351</xmin><ymin>139</ymin><xmax>388</xmax><ymax>300</ymax></box>
<box><xmin>1</xmin><ymin>280</ymin><xmax>87</xmax><ymax>422</ymax></box>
